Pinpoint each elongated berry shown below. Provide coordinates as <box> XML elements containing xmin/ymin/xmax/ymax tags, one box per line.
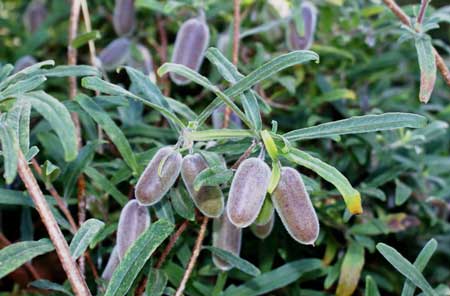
<box><xmin>116</xmin><ymin>199</ymin><xmax>150</xmax><ymax>259</ymax></box>
<box><xmin>227</xmin><ymin>158</ymin><xmax>271</xmax><ymax>228</ymax></box>
<box><xmin>251</xmin><ymin>214</ymin><xmax>274</xmax><ymax>239</ymax></box>
<box><xmin>135</xmin><ymin>146</ymin><xmax>182</xmax><ymax>206</ymax></box>
<box><xmin>101</xmin><ymin>246</ymin><xmax>119</xmax><ymax>281</ymax></box>
<box><xmin>170</xmin><ymin>16</ymin><xmax>210</xmax><ymax>85</ymax></box>
<box><xmin>98</xmin><ymin>38</ymin><xmax>131</xmax><ymax>71</ymax></box>
<box><xmin>127</xmin><ymin>44</ymin><xmax>156</xmax><ymax>82</ymax></box>
<box><xmin>13</xmin><ymin>56</ymin><xmax>37</xmax><ymax>73</ymax></box>
<box><xmin>23</xmin><ymin>0</ymin><xmax>47</xmax><ymax>34</ymax></box>
<box><xmin>212</xmin><ymin>105</ymin><xmax>242</xmax><ymax>129</ymax></box>
<box><xmin>287</xmin><ymin>1</ymin><xmax>317</xmax><ymax>50</ymax></box>
<box><xmin>113</xmin><ymin>0</ymin><xmax>136</xmax><ymax>36</ymax></box>
<box><xmin>181</xmin><ymin>154</ymin><xmax>224</xmax><ymax>217</ymax></box>
<box><xmin>271</xmin><ymin>167</ymin><xmax>319</xmax><ymax>245</ymax></box>
<box><xmin>212</xmin><ymin>212</ymin><xmax>242</xmax><ymax>271</ymax></box>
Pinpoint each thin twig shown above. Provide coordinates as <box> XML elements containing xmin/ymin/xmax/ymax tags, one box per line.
<box><xmin>68</xmin><ymin>0</ymin><xmax>87</xmax><ymax>273</ymax></box>
<box><xmin>17</xmin><ymin>150</ymin><xmax>91</xmax><ymax>296</ymax></box>
<box><xmin>156</xmin><ymin>220</ymin><xmax>190</xmax><ymax>268</ymax></box>
<box><xmin>223</xmin><ymin>0</ymin><xmax>241</xmax><ymax>129</ymax></box>
<box><xmin>156</xmin><ymin>16</ymin><xmax>171</xmax><ymax>97</ymax></box>
<box><xmin>231</xmin><ymin>141</ymin><xmax>257</xmax><ymax>170</ymax></box>
<box><xmin>0</xmin><ymin>233</ymin><xmax>41</xmax><ymax>280</ymax></box>
<box><xmin>416</xmin><ymin>0</ymin><xmax>429</xmax><ymax>25</ymax></box>
<box><xmin>80</xmin><ymin>0</ymin><xmax>104</xmax><ymax>154</ymax></box>
<box><xmin>175</xmin><ymin>216</ymin><xmax>209</xmax><ymax>296</ymax></box>
<box><xmin>382</xmin><ymin>0</ymin><xmax>450</xmax><ymax>86</ymax></box>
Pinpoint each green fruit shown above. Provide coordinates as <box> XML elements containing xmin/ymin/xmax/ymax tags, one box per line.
<box><xmin>227</xmin><ymin>158</ymin><xmax>271</xmax><ymax>228</ymax></box>
<box><xmin>271</xmin><ymin>167</ymin><xmax>319</xmax><ymax>245</ymax></box>
<box><xmin>135</xmin><ymin>146</ymin><xmax>182</xmax><ymax>206</ymax></box>
<box><xmin>251</xmin><ymin>214</ymin><xmax>275</xmax><ymax>239</ymax></box>
<box><xmin>181</xmin><ymin>154</ymin><xmax>224</xmax><ymax>218</ymax></box>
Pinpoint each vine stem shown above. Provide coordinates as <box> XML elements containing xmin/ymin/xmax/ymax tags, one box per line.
<box><xmin>175</xmin><ymin>216</ymin><xmax>209</xmax><ymax>296</ymax></box>
<box><xmin>16</xmin><ymin>150</ymin><xmax>91</xmax><ymax>296</ymax></box>
<box><xmin>223</xmin><ymin>0</ymin><xmax>241</xmax><ymax>128</ymax></box>
<box><xmin>382</xmin><ymin>0</ymin><xmax>450</xmax><ymax>86</ymax></box>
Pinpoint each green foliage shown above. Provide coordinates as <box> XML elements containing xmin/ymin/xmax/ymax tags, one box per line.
<box><xmin>0</xmin><ymin>1</ymin><xmax>449</xmax><ymax>295</ymax></box>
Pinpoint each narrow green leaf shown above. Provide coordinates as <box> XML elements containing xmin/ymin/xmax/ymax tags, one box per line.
<box><xmin>0</xmin><ymin>60</ymin><xmax>54</xmax><ymax>91</ymax></box>
<box><xmin>204</xmin><ymin>246</ymin><xmax>260</xmax><ymax>276</ymax></box>
<box><xmin>6</xmin><ymin>100</ymin><xmax>31</xmax><ymax>154</ymax></box>
<box><xmin>0</xmin><ymin>75</ymin><xmax>46</xmax><ymax>100</ymax></box>
<box><xmin>61</xmin><ymin>142</ymin><xmax>96</xmax><ymax>199</ymax></box>
<box><xmin>415</xmin><ymin>35</ymin><xmax>436</xmax><ymax>103</ymax></box>
<box><xmin>197</xmin><ymin>50</ymin><xmax>319</xmax><ymax>125</ymax></box>
<box><xmin>205</xmin><ymin>48</ymin><xmax>262</xmax><ymax>130</ymax></box>
<box><xmin>285</xmin><ymin>148</ymin><xmax>362</xmax><ymax>214</ymax></box>
<box><xmin>154</xmin><ymin>199</ymin><xmax>175</xmax><ymax>224</ymax></box>
<box><xmin>186</xmin><ymin>129</ymin><xmax>254</xmax><ymax>142</ymax></box>
<box><xmin>376</xmin><ymin>243</ymin><xmax>437</xmax><ymax>296</ymax></box>
<box><xmin>170</xmin><ymin>188</ymin><xmax>195</xmax><ymax>221</ymax></box>
<box><xmin>84</xmin><ymin>166</ymin><xmax>128</xmax><ymax>206</ymax></box>
<box><xmin>193</xmin><ymin>166</ymin><xmax>233</xmax><ymax>191</ymax></box>
<box><xmin>395</xmin><ymin>179</ymin><xmax>412</xmax><ymax>206</ymax></box>
<box><xmin>19</xmin><ymin>91</ymin><xmax>78</xmax><ymax>161</ymax></box>
<box><xmin>71</xmin><ymin>30</ymin><xmax>101</xmax><ymax>49</ymax></box>
<box><xmin>284</xmin><ymin>113</ymin><xmax>427</xmax><ymax>142</ymax></box>
<box><xmin>30</xmin><ymin>279</ymin><xmax>73</xmax><ymax>296</ymax></box>
<box><xmin>222</xmin><ymin>259</ymin><xmax>322</xmax><ymax>296</ymax></box>
<box><xmin>0</xmin><ymin>122</ymin><xmax>18</xmax><ymax>184</ymax></box>
<box><xmin>336</xmin><ymin>242</ymin><xmax>365</xmax><ymax>296</ymax></box>
<box><xmin>105</xmin><ymin>220</ymin><xmax>174</xmax><ymax>296</ymax></box>
<box><xmin>69</xmin><ymin>218</ymin><xmax>105</xmax><ymax>260</ymax></box>
<box><xmin>145</xmin><ymin>268</ymin><xmax>168</xmax><ymax>296</ymax></box>
<box><xmin>39</xmin><ymin>65</ymin><xmax>100</xmax><ymax>78</ymax></box>
<box><xmin>401</xmin><ymin>239</ymin><xmax>438</xmax><ymax>296</ymax></box>
<box><xmin>365</xmin><ymin>276</ymin><xmax>380</xmax><ymax>296</ymax></box>
<box><xmin>81</xmin><ymin>76</ymin><xmax>185</xmax><ymax>129</ymax></box>
<box><xmin>77</xmin><ymin>94</ymin><xmax>139</xmax><ymax>174</ymax></box>
<box><xmin>158</xmin><ymin>63</ymin><xmax>253</xmax><ymax>129</ymax></box>
<box><xmin>0</xmin><ymin>239</ymin><xmax>54</xmax><ymax>279</ymax></box>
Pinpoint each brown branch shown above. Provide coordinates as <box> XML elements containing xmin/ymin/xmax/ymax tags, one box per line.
<box><xmin>231</xmin><ymin>141</ymin><xmax>257</xmax><ymax>170</ymax></box>
<box><xmin>0</xmin><ymin>233</ymin><xmax>41</xmax><ymax>280</ymax></box>
<box><xmin>156</xmin><ymin>220</ymin><xmax>190</xmax><ymax>268</ymax></box>
<box><xmin>174</xmin><ymin>216</ymin><xmax>209</xmax><ymax>296</ymax></box>
<box><xmin>223</xmin><ymin>0</ymin><xmax>241</xmax><ymax>129</ymax></box>
<box><xmin>68</xmin><ymin>0</ymin><xmax>87</xmax><ymax>273</ymax></box>
<box><xmin>16</xmin><ymin>150</ymin><xmax>91</xmax><ymax>295</ymax></box>
<box><xmin>156</xmin><ymin>16</ymin><xmax>171</xmax><ymax>97</ymax></box>
<box><xmin>417</xmin><ymin>0</ymin><xmax>429</xmax><ymax>25</ymax></box>
<box><xmin>382</xmin><ymin>0</ymin><xmax>450</xmax><ymax>87</ymax></box>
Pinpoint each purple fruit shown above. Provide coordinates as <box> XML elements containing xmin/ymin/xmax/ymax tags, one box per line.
<box><xmin>227</xmin><ymin>158</ymin><xmax>271</xmax><ymax>228</ymax></box>
<box><xmin>212</xmin><ymin>211</ymin><xmax>242</xmax><ymax>271</ymax></box>
<box><xmin>127</xmin><ymin>44</ymin><xmax>156</xmax><ymax>82</ymax></box>
<box><xmin>113</xmin><ymin>0</ymin><xmax>136</xmax><ymax>36</ymax></box>
<box><xmin>212</xmin><ymin>105</ymin><xmax>242</xmax><ymax>129</ymax></box>
<box><xmin>116</xmin><ymin>199</ymin><xmax>150</xmax><ymax>259</ymax></box>
<box><xmin>13</xmin><ymin>56</ymin><xmax>37</xmax><ymax>74</ymax></box>
<box><xmin>287</xmin><ymin>1</ymin><xmax>317</xmax><ymax>50</ymax></box>
<box><xmin>23</xmin><ymin>0</ymin><xmax>47</xmax><ymax>34</ymax></box>
<box><xmin>98</xmin><ymin>38</ymin><xmax>131</xmax><ymax>71</ymax></box>
<box><xmin>181</xmin><ymin>154</ymin><xmax>224</xmax><ymax>218</ymax></box>
<box><xmin>251</xmin><ymin>214</ymin><xmax>274</xmax><ymax>239</ymax></box>
<box><xmin>271</xmin><ymin>167</ymin><xmax>319</xmax><ymax>245</ymax></box>
<box><xmin>135</xmin><ymin>146</ymin><xmax>182</xmax><ymax>206</ymax></box>
<box><xmin>170</xmin><ymin>16</ymin><xmax>210</xmax><ymax>85</ymax></box>
<box><xmin>101</xmin><ymin>246</ymin><xmax>120</xmax><ymax>281</ymax></box>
